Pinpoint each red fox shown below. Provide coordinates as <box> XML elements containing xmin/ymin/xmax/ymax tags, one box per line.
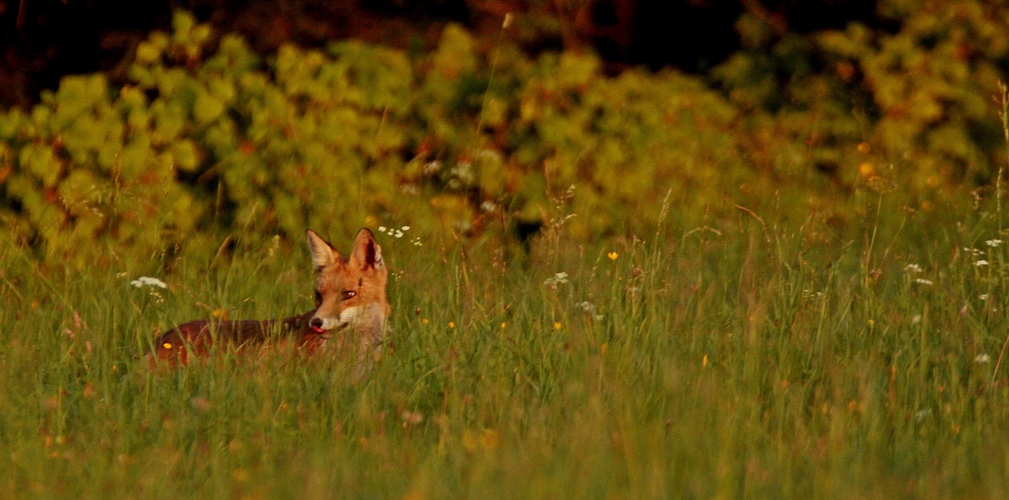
<box><xmin>148</xmin><ymin>228</ymin><xmax>390</xmax><ymax>370</ymax></box>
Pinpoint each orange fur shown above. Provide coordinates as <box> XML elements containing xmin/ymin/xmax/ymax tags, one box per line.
<box><xmin>148</xmin><ymin>229</ymin><xmax>390</xmax><ymax>369</ymax></box>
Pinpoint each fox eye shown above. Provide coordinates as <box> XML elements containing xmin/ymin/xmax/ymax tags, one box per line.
<box><xmin>314</xmin><ymin>290</ymin><xmax>322</xmax><ymax>305</ymax></box>
<box><xmin>341</xmin><ymin>290</ymin><xmax>357</xmax><ymax>300</ymax></box>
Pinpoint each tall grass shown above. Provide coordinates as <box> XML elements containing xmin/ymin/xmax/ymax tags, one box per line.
<box><xmin>2</xmin><ymin>184</ymin><xmax>1009</xmax><ymax>498</ymax></box>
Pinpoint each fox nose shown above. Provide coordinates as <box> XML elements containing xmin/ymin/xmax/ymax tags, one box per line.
<box><xmin>310</xmin><ymin>317</ymin><xmax>323</xmax><ymax>329</ymax></box>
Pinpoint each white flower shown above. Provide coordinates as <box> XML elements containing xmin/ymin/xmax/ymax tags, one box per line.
<box><xmin>130</xmin><ymin>276</ymin><xmax>167</xmax><ymax>289</ymax></box>
<box><xmin>575</xmin><ymin>301</ymin><xmax>603</xmax><ymax>320</ymax></box>
<box><xmin>980</xmin><ymin>294</ymin><xmax>989</xmax><ymax>301</ymax></box>
<box><xmin>976</xmin><ymin>260</ymin><xmax>990</xmax><ymax>267</ymax></box>
<box><xmin>915</xmin><ymin>408</ymin><xmax>932</xmax><ymax>422</ymax></box>
<box><xmin>905</xmin><ymin>264</ymin><xmax>923</xmax><ymax>273</ymax></box>
<box><xmin>975</xmin><ymin>353</ymin><xmax>991</xmax><ymax>365</ymax></box>
<box><xmin>543</xmin><ymin>272</ymin><xmax>569</xmax><ymax>286</ymax></box>
<box><xmin>401</xmin><ymin>226</ymin><xmax>410</xmax><ymax>231</ymax></box>
<box><xmin>914</xmin><ymin>278</ymin><xmax>934</xmax><ymax>286</ymax></box>
<box><xmin>378</xmin><ymin>226</ymin><xmax>387</xmax><ymax>233</ymax></box>
<box><xmin>987</xmin><ymin>239</ymin><xmax>1003</xmax><ymax>248</ymax></box>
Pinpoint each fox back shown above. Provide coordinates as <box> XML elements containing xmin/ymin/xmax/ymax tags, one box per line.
<box><xmin>148</xmin><ymin>228</ymin><xmax>390</xmax><ymax>370</ymax></box>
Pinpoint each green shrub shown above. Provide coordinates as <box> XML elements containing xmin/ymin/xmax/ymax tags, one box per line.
<box><xmin>715</xmin><ymin>1</ymin><xmax>1008</xmax><ymax>196</ymax></box>
<box><xmin>2</xmin><ymin>7</ymin><xmax>1001</xmax><ymax>267</ymax></box>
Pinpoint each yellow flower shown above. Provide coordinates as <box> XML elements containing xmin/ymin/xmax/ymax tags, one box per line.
<box><xmin>500</xmin><ymin>322</ymin><xmax>507</xmax><ymax>329</ymax></box>
<box><xmin>553</xmin><ymin>322</ymin><xmax>562</xmax><ymax>330</ymax></box>
<box><xmin>449</xmin><ymin>321</ymin><xmax>456</xmax><ymax>329</ymax></box>
<box><xmin>702</xmin><ymin>354</ymin><xmax>708</xmax><ymax>368</ymax></box>
<box><xmin>422</xmin><ymin>318</ymin><xmax>430</xmax><ymax>325</ymax></box>
<box><xmin>607</xmin><ymin>252</ymin><xmax>618</xmax><ymax>261</ymax></box>
<box><xmin>163</xmin><ymin>342</ymin><xmax>173</xmax><ymax>350</ymax></box>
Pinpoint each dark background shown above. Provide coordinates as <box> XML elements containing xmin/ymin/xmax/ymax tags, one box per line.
<box><xmin>1</xmin><ymin>0</ymin><xmax>884</xmax><ymax>109</ymax></box>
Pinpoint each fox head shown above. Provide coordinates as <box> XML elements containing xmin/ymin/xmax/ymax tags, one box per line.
<box><xmin>306</xmin><ymin>228</ymin><xmax>390</xmax><ymax>337</ymax></box>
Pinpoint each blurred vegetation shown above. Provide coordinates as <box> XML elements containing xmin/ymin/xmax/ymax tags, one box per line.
<box><xmin>2</xmin><ymin>3</ymin><xmax>1009</xmax><ymax>267</ymax></box>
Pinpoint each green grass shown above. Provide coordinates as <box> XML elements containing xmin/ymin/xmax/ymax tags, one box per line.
<box><xmin>3</xmin><ymin>193</ymin><xmax>1009</xmax><ymax>498</ymax></box>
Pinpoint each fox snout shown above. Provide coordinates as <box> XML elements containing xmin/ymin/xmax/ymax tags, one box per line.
<box><xmin>310</xmin><ymin>316</ymin><xmax>324</xmax><ymax>332</ymax></box>
<box><xmin>308</xmin><ymin>311</ymin><xmax>350</xmax><ymax>334</ymax></box>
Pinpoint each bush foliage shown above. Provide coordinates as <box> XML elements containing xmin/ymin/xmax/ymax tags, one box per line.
<box><xmin>0</xmin><ymin>7</ymin><xmax>1006</xmax><ymax>266</ymax></box>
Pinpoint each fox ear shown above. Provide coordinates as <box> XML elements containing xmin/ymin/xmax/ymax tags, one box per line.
<box><xmin>306</xmin><ymin>230</ymin><xmax>338</xmax><ymax>271</ymax></box>
<box><xmin>350</xmin><ymin>228</ymin><xmax>384</xmax><ymax>270</ymax></box>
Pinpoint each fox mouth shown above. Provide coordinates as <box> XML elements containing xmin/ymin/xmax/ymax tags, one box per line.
<box><xmin>311</xmin><ymin>322</ymin><xmax>348</xmax><ymax>335</ymax></box>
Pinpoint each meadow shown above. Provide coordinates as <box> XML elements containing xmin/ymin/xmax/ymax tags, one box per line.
<box><xmin>3</xmin><ymin>183</ymin><xmax>1009</xmax><ymax>498</ymax></box>
<box><xmin>5</xmin><ymin>9</ymin><xmax>1009</xmax><ymax>497</ymax></box>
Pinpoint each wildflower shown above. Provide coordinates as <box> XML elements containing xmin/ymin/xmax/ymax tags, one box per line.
<box><xmin>575</xmin><ymin>301</ymin><xmax>603</xmax><ymax>320</ymax></box>
<box><xmin>987</xmin><ymin>239</ymin><xmax>1003</xmax><ymax>248</ymax></box>
<box><xmin>377</xmin><ymin>225</ymin><xmax>408</xmax><ymax>238</ymax></box>
<box><xmin>914</xmin><ymin>278</ymin><xmax>934</xmax><ymax>286</ymax></box>
<box><xmin>702</xmin><ymin>354</ymin><xmax>708</xmax><ymax>369</ymax></box>
<box><xmin>975</xmin><ymin>353</ymin><xmax>991</xmax><ymax>365</ymax></box>
<box><xmin>448</xmin><ymin>321</ymin><xmax>456</xmax><ymax>329</ymax></box>
<box><xmin>607</xmin><ymin>252</ymin><xmax>618</xmax><ymax>261</ymax></box>
<box><xmin>543</xmin><ymin>272</ymin><xmax>569</xmax><ymax>286</ymax></box>
<box><xmin>980</xmin><ymin>294</ymin><xmax>989</xmax><ymax>301</ymax></box>
<box><xmin>553</xmin><ymin>322</ymin><xmax>562</xmax><ymax>330</ymax></box>
<box><xmin>904</xmin><ymin>264</ymin><xmax>923</xmax><ymax>273</ymax></box>
<box><xmin>130</xmin><ymin>276</ymin><xmax>167</xmax><ymax>289</ymax></box>
<box><xmin>975</xmin><ymin>260</ymin><xmax>989</xmax><ymax>267</ymax></box>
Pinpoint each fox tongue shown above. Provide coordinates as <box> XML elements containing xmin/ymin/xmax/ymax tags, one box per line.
<box><xmin>311</xmin><ymin>325</ymin><xmax>325</xmax><ymax>334</ymax></box>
